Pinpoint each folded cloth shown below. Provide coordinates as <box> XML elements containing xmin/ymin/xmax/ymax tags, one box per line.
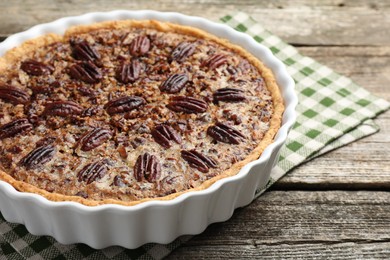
<box><xmin>1</xmin><ymin>11</ymin><xmax>389</xmax><ymax>260</ymax></box>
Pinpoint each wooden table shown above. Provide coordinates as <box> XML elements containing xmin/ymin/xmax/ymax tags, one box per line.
<box><xmin>1</xmin><ymin>1</ymin><xmax>389</xmax><ymax>258</ymax></box>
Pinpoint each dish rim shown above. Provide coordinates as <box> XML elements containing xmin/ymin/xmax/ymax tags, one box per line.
<box><xmin>0</xmin><ymin>10</ymin><xmax>297</xmax><ymax>212</ymax></box>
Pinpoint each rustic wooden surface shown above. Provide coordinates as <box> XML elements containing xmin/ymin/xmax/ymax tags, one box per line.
<box><xmin>0</xmin><ymin>1</ymin><xmax>389</xmax><ymax>259</ymax></box>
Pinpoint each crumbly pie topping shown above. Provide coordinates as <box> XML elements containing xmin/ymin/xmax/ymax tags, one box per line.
<box><xmin>0</xmin><ymin>20</ymin><xmax>282</xmax><ymax>205</ymax></box>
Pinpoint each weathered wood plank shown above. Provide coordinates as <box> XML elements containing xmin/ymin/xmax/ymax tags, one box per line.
<box><xmin>168</xmin><ymin>242</ymin><xmax>390</xmax><ymax>259</ymax></box>
<box><xmin>0</xmin><ymin>1</ymin><xmax>389</xmax><ymax>258</ymax></box>
<box><xmin>169</xmin><ymin>191</ymin><xmax>390</xmax><ymax>258</ymax></box>
<box><xmin>0</xmin><ymin>0</ymin><xmax>390</xmax><ymax>45</ymax></box>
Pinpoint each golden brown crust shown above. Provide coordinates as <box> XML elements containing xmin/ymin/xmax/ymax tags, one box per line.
<box><xmin>0</xmin><ymin>20</ymin><xmax>284</xmax><ymax>206</ymax></box>
<box><xmin>0</xmin><ymin>34</ymin><xmax>63</xmax><ymax>71</ymax></box>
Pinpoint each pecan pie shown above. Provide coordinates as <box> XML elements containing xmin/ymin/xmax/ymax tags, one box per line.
<box><xmin>0</xmin><ymin>20</ymin><xmax>284</xmax><ymax>206</ymax></box>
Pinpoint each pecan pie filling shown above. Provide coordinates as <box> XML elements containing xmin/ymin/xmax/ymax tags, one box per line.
<box><xmin>0</xmin><ymin>21</ymin><xmax>283</xmax><ymax>205</ymax></box>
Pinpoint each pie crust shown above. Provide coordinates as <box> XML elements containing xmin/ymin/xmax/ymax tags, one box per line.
<box><xmin>0</xmin><ymin>20</ymin><xmax>284</xmax><ymax>206</ymax></box>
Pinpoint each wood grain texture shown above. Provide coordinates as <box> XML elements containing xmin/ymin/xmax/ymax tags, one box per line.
<box><xmin>169</xmin><ymin>243</ymin><xmax>390</xmax><ymax>259</ymax></box>
<box><xmin>0</xmin><ymin>1</ymin><xmax>389</xmax><ymax>258</ymax></box>
<box><xmin>169</xmin><ymin>191</ymin><xmax>390</xmax><ymax>258</ymax></box>
<box><xmin>0</xmin><ymin>0</ymin><xmax>390</xmax><ymax>45</ymax></box>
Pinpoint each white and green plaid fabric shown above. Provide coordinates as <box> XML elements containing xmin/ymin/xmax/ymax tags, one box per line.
<box><xmin>1</xmin><ymin>12</ymin><xmax>389</xmax><ymax>260</ymax></box>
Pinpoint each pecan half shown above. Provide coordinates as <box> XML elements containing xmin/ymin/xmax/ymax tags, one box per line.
<box><xmin>169</xmin><ymin>42</ymin><xmax>196</xmax><ymax>62</ymax></box>
<box><xmin>129</xmin><ymin>35</ymin><xmax>150</xmax><ymax>56</ymax></box>
<box><xmin>20</xmin><ymin>145</ymin><xmax>56</xmax><ymax>170</ymax></box>
<box><xmin>213</xmin><ymin>88</ymin><xmax>246</xmax><ymax>103</ymax></box>
<box><xmin>201</xmin><ymin>53</ymin><xmax>228</xmax><ymax>70</ymax></box>
<box><xmin>0</xmin><ymin>83</ymin><xmax>30</xmax><ymax>105</ymax></box>
<box><xmin>151</xmin><ymin>124</ymin><xmax>182</xmax><ymax>148</ymax></box>
<box><xmin>207</xmin><ymin>122</ymin><xmax>245</xmax><ymax>144</ymax></box>
<box><xmin>116</xmin><ymin>59</ymin><xmax>142</xmax><ymax>83</ymax></box>
<box><xmin>134</xmin><ymin>153</ymin><xmax>161</xmax><ymax>182</ymax></box>
<box><xmin>167</xmin><ymin>96</ymin><xmax>208</xmax><ymax>114</ymax></box>
<box><xmin>68</xmin><ymin>61</ymin><xmax>102</xmax><ymax>84</ymax></box>
<box><xmin>159</xmin><ymin>74</ymin><xmax>189</xmax><ymax>94</ymax></box>
<box><xmin>43</xmin><ymin>100</ymin><xmax>83</xmax><ymax>117</ymax></box>
<box><xmin>78</xmin><ymin>128</ymin><xmax>112</xmax><ymax>151</ymax></box>
<box><xmin>77</xmin><ymin>159</ymin><xmax>108</xmax><ymax>184</ymax></box>
<box><xmin>71</xmin><ymin>40</ymin><xmax>101</xmax><ymax>61</ymax></box>
<box><xmin>104</xmin><ymin>96</ymin><xmax>145</xmax><ymax>115</ymax></box>
<box><xmin>0</xmin><ymin>118</ymin><xmax>32</xmax><ymax>139</ymax></box>
<box><xmin>181</xmin><ymin>149</ymin><xmax>217</xmax><ymax>173</ymax></box>
<box><xmin>20</xmin><ymin>59</ymin><xmax>54</xmax><ymax>76</ymax></box>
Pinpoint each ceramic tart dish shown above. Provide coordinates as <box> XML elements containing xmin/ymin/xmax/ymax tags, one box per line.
<box><xmin>0</xmin><ymin>10</ymin><xmax>297</xmax><ymax>248</ymax></box>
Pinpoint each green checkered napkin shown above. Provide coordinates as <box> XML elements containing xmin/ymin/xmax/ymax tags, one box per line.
<box><xmin>1</xmin><ymin>11</ymin><xmax>389</xmax><ymax>260</ymax></box>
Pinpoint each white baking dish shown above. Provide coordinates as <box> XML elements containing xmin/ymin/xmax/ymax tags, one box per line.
<box><xmin>0</xmin><ymin>10</ymin><xmax>297</xmax><ymax>249</ymax></box>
